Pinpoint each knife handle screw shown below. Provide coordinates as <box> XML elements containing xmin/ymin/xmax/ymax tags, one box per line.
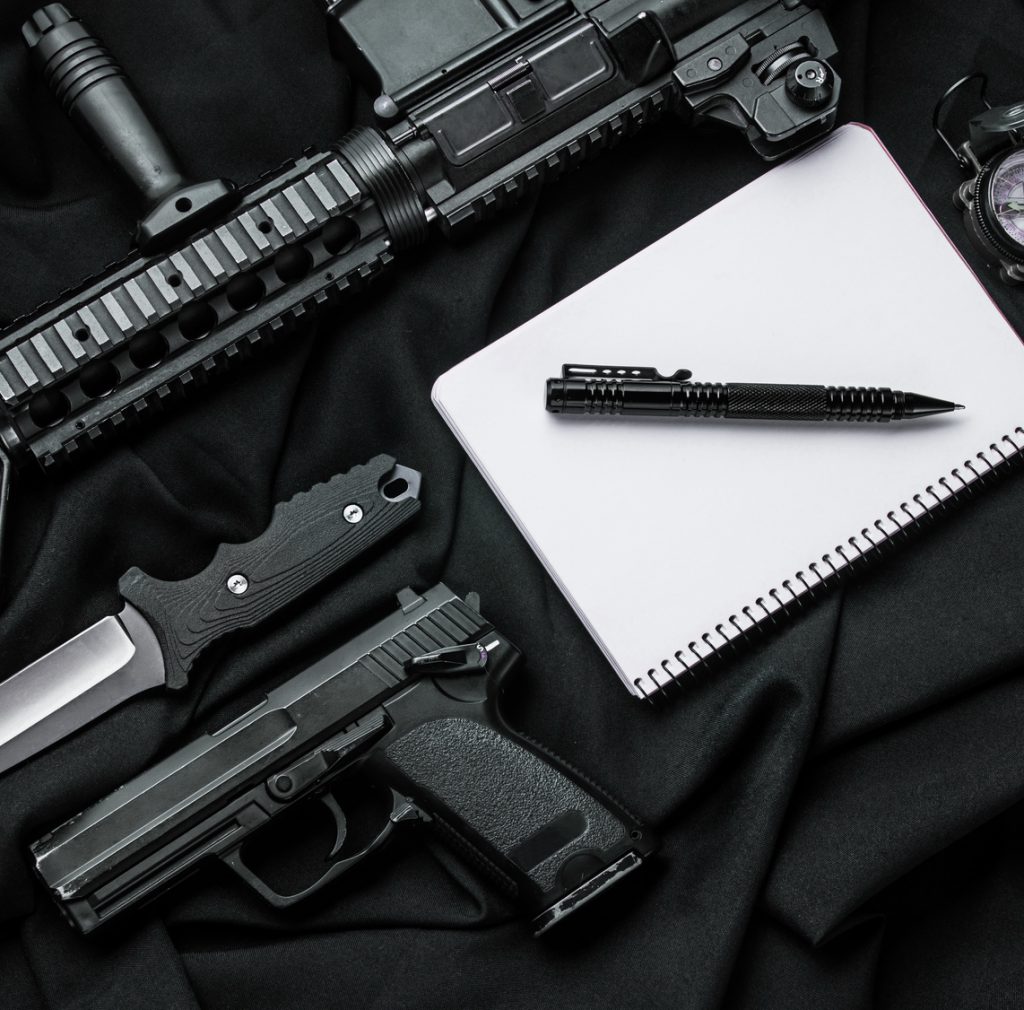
<box><xmin>226</xmin><ymin>573</ymin><xmax>249</xmax><ymax>595</ymax></box>
<box><xmin>343</xmin><ymin>504</ymin><xmax>364</xmax><ymax>524</ymax></box>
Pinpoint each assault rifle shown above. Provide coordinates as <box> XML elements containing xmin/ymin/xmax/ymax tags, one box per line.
<box><xmin>0</xmin><ymin>0</ymin><xmax>842</xmax><ymax>574</ymax></box>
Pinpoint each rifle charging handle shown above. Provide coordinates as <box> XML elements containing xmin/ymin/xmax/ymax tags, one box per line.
<box><xmin>23</xmin><ymin>4</ymin><xmax>237</xmax><ymax>253</ymax></box>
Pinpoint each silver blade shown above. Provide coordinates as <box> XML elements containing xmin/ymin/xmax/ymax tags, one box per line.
<box><xmin>0</xmin><ymin>603</ymin><xmax>165</xmax><ymax>776</ymax></box>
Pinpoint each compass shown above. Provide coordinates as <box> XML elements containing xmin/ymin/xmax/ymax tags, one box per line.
<box><xmin>934</xmin><ymin>74</ymin><xmax>1024</xmax><ymax>283</ymax></box>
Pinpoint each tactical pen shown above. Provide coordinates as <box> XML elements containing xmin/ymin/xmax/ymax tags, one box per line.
<box><xmin>546</xmin><ymin>365</ymin><xmax>965</xmax><ymax>422</ymax></box>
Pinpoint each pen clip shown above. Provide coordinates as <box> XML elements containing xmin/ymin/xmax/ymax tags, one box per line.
<box><xmin>561</xmin><ymin>364</ymin><xmax>693</xmax><ymax>383</ymax></box>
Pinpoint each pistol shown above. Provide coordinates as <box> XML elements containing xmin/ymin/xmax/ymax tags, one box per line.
<box><xmin>31</xmin><ymin>584</ymin><xmax>658</xmax><ymax>935</ymax></box>
<box><xmin>0</xmin><ymin>0</ymin><xmax>840</xmax><ymax>572</ymax></box>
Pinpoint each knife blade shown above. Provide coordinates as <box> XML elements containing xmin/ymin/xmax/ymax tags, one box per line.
<box><xmin>0</xmin><ymin>454</ymin><xmax>422</xmax><ymax>775</ymax></box>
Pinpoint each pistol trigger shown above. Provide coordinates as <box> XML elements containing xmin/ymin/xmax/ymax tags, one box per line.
<box><xmin>322</xmin><ymin>793</ymin><xmax>348</xmax><ymax>859</ymax></box>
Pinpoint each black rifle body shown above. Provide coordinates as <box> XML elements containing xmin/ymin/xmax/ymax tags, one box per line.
<box><xmin>0</xmin><ymin>0</ymin><xmax>839</xmax><ymax>473</ymax></box>
<box><xmin>31</xmin><ymin>584</ymin><xmax>657</xmax><ymax>935</ymax></box>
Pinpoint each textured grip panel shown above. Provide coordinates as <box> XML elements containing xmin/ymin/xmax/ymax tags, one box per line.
<box><xmin>118</xmin><ymin>454</ymin><xmax>420</xmax><ymax>689</ymax></box>
<box><xmin>725</xmin><ymin>383</ymin><xmax>828</xmax><ymax>420</ymax></box>
<box><xmin>385</xmin><ymin>717</ymin><xmax>629</xmax><ymax>895</ymax></box>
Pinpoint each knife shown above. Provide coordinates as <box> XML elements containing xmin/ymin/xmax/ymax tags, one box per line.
<box><xmin>0</xmin><ymin>454</ymin><xmax>422</xmax><ymax>775</ymax></box>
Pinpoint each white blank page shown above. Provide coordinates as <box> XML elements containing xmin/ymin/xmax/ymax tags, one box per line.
<box><xmin>432</xmin><ymin>125</ymin><xmax>1024</xmax><ymax>697</ymax></box>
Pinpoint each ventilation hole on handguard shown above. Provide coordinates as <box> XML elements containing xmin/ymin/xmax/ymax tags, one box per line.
<box><xmin>29</xmin><ymin>389</ymin><xmax>71</xmax><ymax>428</ymax></box>
<box><xmin>274</xmin><ymin>246</ymin><xmax>313</xmax><ymax>283</ymax></box>
<box><xmin>129</xmin><ymin>330</ymin><xmax>169</xmax><ymax>369</ymax></box>
<box><xmin>323</xmin><ymin>218</ymin><xmax>359</xmax><ymax>254</ymax></box>
<box><xmin>226</xmin><ymin>273</ymin><xmax>266</xmax><ymax>312</ymax></box>
<box><xmin>80</xmin><ymin>360</ymin><xmax>119</xmax><ymax>398</ymax></box>
<box><xmin>178</xmin><ymin>301</ymin><xmax>218</xmax><ymax>340</ymax></box>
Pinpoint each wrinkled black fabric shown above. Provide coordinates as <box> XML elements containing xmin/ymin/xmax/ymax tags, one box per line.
<box><xmin>1</xmin><ymin>1</ymin><xmax>1023</xmax><ymax>1008</ymax></box>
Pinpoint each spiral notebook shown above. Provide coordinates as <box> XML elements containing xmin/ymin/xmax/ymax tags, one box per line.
<box><xmin>432</xmin><ymin>124</ymin><xmax>1024</xmax><ymax>698</ymax></box>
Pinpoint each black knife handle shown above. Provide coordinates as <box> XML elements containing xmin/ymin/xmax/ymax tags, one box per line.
<box><xmin>118</xmin><ymin>454</ymin><xmax>422</xmax><ymax>689</ymax></box>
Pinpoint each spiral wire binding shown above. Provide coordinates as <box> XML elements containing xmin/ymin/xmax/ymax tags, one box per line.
<box><xmin>636</xmin><ymin>427</ymin><xmax>1024</xmax><ymax>699</ymax></box>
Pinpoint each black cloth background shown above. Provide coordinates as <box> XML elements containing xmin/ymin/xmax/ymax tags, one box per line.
<box><xmin>1</xmin><ymin>1</ymin><xmax>1023</xmax><ymax>1007</ymax></box>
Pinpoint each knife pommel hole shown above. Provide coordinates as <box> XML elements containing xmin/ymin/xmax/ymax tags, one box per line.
<box><xmin>382</xmin><ymin>477</ymin><xmax>409</xmax><ymax>500</ymax></box>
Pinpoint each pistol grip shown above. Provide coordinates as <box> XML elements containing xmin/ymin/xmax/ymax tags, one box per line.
<box><xmin>368</xmin><ymin>659</ymin><xmax>658</xmax><ymax>934</ymax></box>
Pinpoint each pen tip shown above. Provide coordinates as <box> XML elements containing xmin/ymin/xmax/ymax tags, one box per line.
<box><xmin>954</xmin><ymin>404</ymin><xmax>966</xmax><ymax>411</ymax></box>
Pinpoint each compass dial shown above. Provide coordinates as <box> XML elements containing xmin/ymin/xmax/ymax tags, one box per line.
<box><xmin>987</xmin><ymin>148</ymin><xmax>1024</xmax><ymax>250</ymax></box>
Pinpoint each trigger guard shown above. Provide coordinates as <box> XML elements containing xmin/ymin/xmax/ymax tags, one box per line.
<box><xmin>219</xmin><ymin>789</ymin><xmax>411</xmax><ymax>909</ymax></box>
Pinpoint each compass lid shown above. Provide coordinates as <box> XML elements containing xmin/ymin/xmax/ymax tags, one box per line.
<box><xmin>969</xmin><ymin>102</ymin><xmax>1024</xmax><ymax>158</ymax></box>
